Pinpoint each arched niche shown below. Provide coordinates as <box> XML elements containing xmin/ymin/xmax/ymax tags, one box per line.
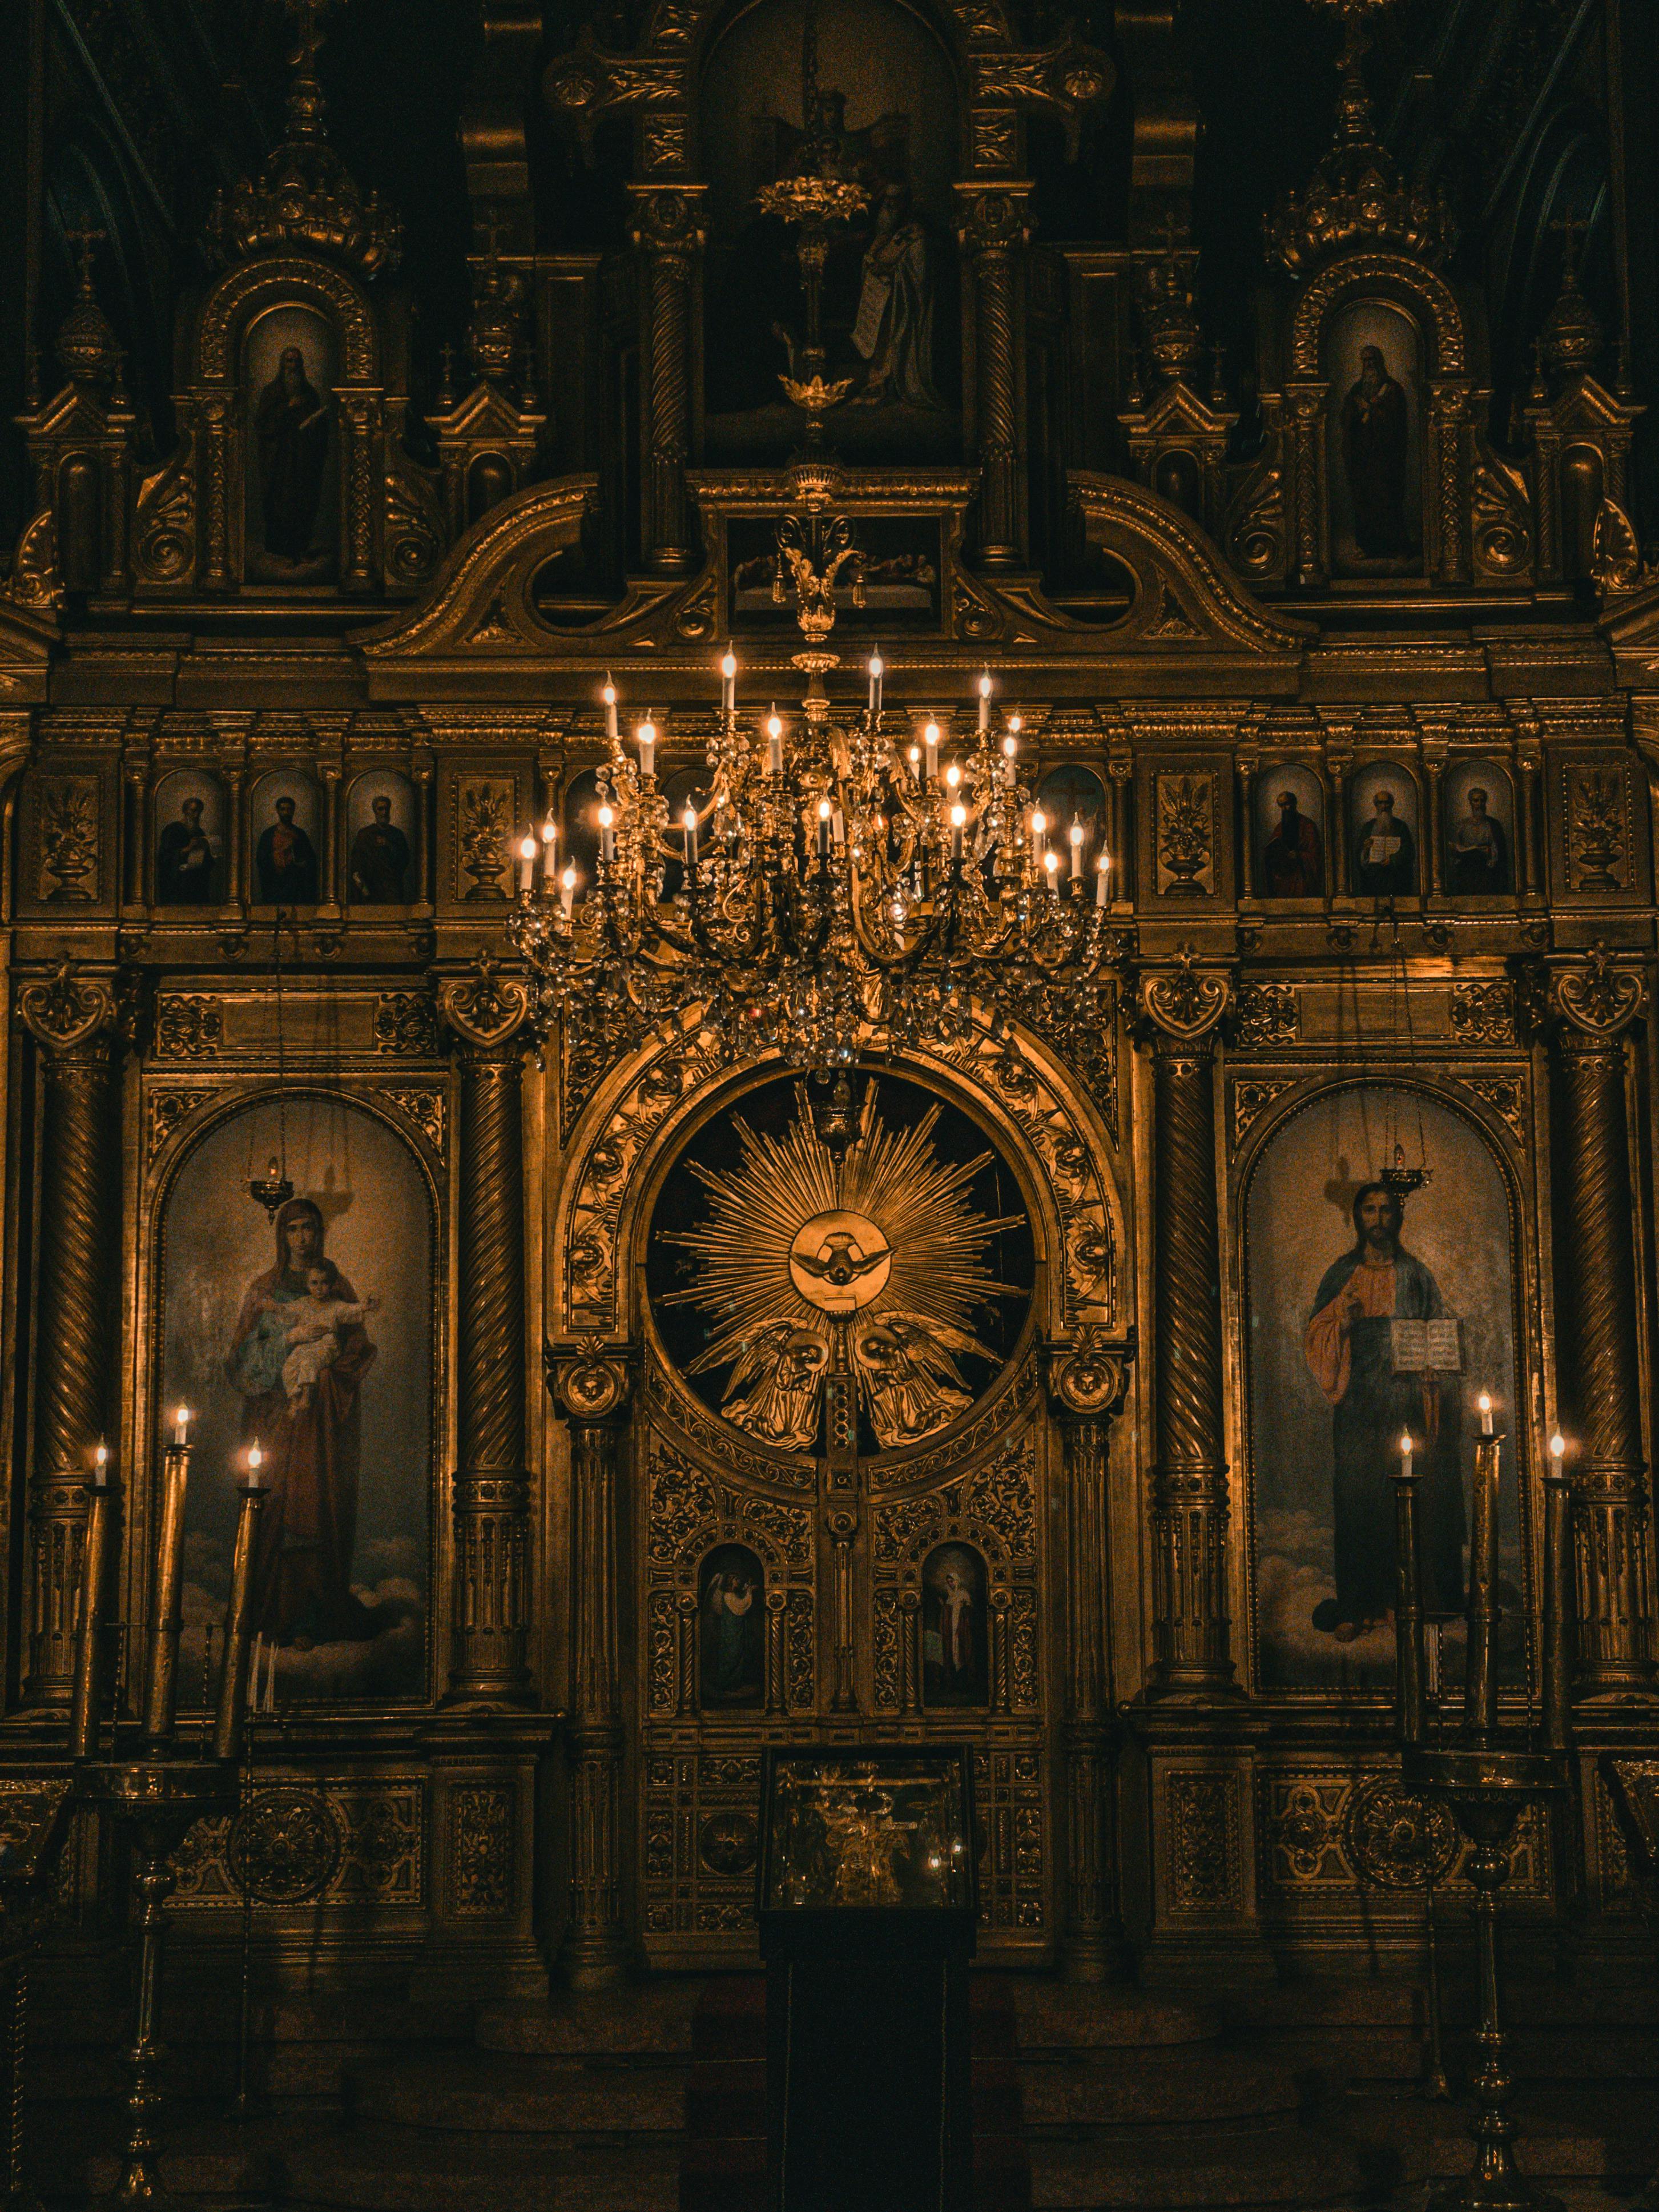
<box><xmin>920</xmin><ymin>1541</ymin><xmax>989</xmax><ymax>1707</ymax></box>
<box><xmin>1252</xmin><ymin>766</ymin><xmax>1327</xmax><ymax>903</ymax></box>
<box><xmin>346</xmin><ymin>769</ymin><xmax>418</xmax><ymax>904</ymax></box>
<box><xmin>243</xmin><ymin>302</ymin><xmax>341</xmax><ymax>584</ymax></box>
<box><xmin>1442</xmin><ymin>761</ymin><xmax>1515</xmax><ymax>899</ymax></box>
<box><xmin>154</xmin><ymin>766</ymin><xmax>229</xmax><ymax>906</ymax></box>
<box><xmin>249</xmin><ymin>766</ymin><xmax>325</xmax><ymax>906</ymax></box>
<box><xmin>150</xmin><ymin>1090</ymin><xmax>437</xmax><ymax>1709</ymax></box>
<box><xmin>698</xmin><ymin>0</ymin><xmax>963</xmax><ymax>459</ymax></box>
<box><xmin>1239</xmin><ymin>1081</ymin><xmax>1527</xmax><ymax>1695</ymax></box>
<box><xmin>699</xmin><ymin>1544</ymin><xmax>767</xmax><ymax>1708</ymax></box>
<box><xmin>1347</xmin><ymin>759</ymin><xmax>1422</xmax><ymax>899</ymax></box>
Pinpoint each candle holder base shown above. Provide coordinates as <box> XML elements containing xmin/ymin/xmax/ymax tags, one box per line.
<box><xmin>76</xmin><ymin>1758</ymin><xmax>236</xmax><ymax>2210</ymax></box>
<box><xmin>1403</xmin><ymin>1747</ymin><xmax>1568</xmax><ymax>2212</ymax></box>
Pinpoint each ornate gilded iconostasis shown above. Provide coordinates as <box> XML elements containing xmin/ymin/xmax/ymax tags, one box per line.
<box><xmin>0</xmin><ymin>0</ymin><xmax>1655</xmax><ymax>2002</ymax></box>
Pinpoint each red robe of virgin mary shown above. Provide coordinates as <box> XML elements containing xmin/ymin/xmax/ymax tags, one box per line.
<box><xmin>227</xmin><ymin>1198</ymin><xmax>376</xmax><ymax>1644</ymax></box>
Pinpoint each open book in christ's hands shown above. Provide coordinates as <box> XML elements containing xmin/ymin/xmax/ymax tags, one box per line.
<box><xmin>1390</xmin><ymin>1317</ymin><xmax>1463</xmax><ymax>1373</ymax></box>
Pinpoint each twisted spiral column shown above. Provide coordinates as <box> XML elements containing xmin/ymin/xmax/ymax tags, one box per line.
<box><xmin>1143</xmin><ymin>969</ymin><xmax>1235</xmax><ymax>1697</ymax></box>
<box><xmin>1050</xmin><ymin>1338</ymin><xmax>1134</xmax><ymax>1981</ymax></box>
<box><xmin>440</xmin><ymin>973</ymin><xmax>532</xmax><ymax>1704</ymax></box>
<box><xmin>630</xmin><ymin>187</ymin><xmax>704</xmax><ymax>577</ymax></box>
<box><xmin>552</xmin><ymin>1354</ymin><xmax>633</xmax><ymax>1989</ymax></box>
<box><xmin>1549</xmin><ymin>961</ymin><xmax>1655</xmax><ymax>1698</ymax></box>
<box><xmin>961</xmin><ymin>189</ymin><xmax>1030</xmax><ymax>569</ymax></box>
<box><xmin>19</xmin><ymin>971</ymin><xmax>120</xmax><ymax>1708</ymax></box>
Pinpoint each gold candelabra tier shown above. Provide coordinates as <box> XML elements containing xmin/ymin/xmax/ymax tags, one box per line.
<box><xmin>507</xmin><ymin>664</ymin><xmax>1124</xmax><ymax>1084</ymax></box>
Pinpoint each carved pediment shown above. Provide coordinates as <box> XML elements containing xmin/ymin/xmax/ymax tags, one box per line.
<box><xmin>1065</xmin><ymin>474</ymin><xmax>1314</xmax><ymax>665</ymax></box>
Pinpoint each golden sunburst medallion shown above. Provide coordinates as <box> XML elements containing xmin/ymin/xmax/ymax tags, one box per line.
<box><xmin>657</xmin><ymin>1080</ymin><xmax>1025</xmax><ymax>1453</ymax></box>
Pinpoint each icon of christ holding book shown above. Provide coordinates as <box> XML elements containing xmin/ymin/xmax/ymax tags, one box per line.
<box><xmin>1304</xmin><ymin>1182</ymin><xmax>1466</xmax><ymax>1639</ymax></box>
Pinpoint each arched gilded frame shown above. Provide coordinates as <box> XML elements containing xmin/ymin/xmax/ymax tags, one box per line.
<box><xmin>134</xmin><ymin>1083</ymin><xmax>446</xmax><ymax>1712</ymax></box>
<box><xmin>1231</xmin><ymin>1071</ymin><xmax>1543</xmax><ymax>1704</ymax></box>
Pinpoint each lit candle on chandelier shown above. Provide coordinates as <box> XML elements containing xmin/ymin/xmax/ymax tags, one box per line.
<box><xmin>908</xmin><ymin>743</ymin><xmax>923</xmax><ymax>786</ymax></box>
<box><xmin>977</xmin><ymin>671</ymin><xmax>992</xmax><ymax>733</ymax></box>
<box><xmin>541</xmin><ymin>813</ymin><xmax>558</xmax><ymax>882</ymax></box>
<box><xmin>923</xmin><ymin>721</ymin><xmax>940</xmax><ymax>781</ymax></box>
<box><xmin>682</xmin><ymin>805</ymin><xmax>699</xmax><ymax>868</ymax></box>
<box><xmin>598</xmin><ymin>805</ymin><xmax>615</xmax><ymax>864</ymax></box>
<box><xmin>602</xmin><ymin>675</ymin><xmax>619</xmax><ymax>745</ymax></box>
<box><xmin>1044</xmin><ymin>847</ymin><xmax>1060</xmax><ymax>896</ymax></box>
<box><xmin>1478</xmin><ymin>1391</ymin><xmax>1493</xmax><ymax>1437</ymax></box>
<box><xmin>944</xmin><ymin>761</ymin><xmax>962</xmax><ymax>797</ymax></box>
<box><xmin>1001</xmin><ymin>731</ymin><xmax>1019</xmax><ymax>786</ymax></box>
<box><xmin>720</xmin><ymin>646</ymin><xmax>736</xmax><ymax>715</ymax></box>
<box><xmin>767</xmin><ymin>710</ymin><xmax>784</xmax><ymax>777</ymax></box>
<box><xmin>1029</xmin><ymin>807</ymin><xmax>1046</xmax><ymax>866</ymax></box>
<box><xmin>814</xmin><ymin>798</ymin><xmax>831</xmax><ymax>858</ymax></box>
<box><xmin>1095</xmin><ymin>848</ymin><xmax>1112</xmax><ymax>908</ymax></box>
<box><xmin>517</xmin><ymin>834</ymin><xmax>536</xmax><ymax>895</ymax></box>
<box><xmin>1069</xmin><ymin>819</ymin><xmax>1084</xmax><ymax>880</ymax></box>
<box><xmin>868</xmin><ymin>651</ymin><xmax>883</xmax><ymax>715</ymax></box>
<box><xmin>561</xmin><ymin>863</ymin><xmax>577</xmax><ymax>918</ymax></box>
<box><xmin>636</xmin><ymin>717</ymin><xmax>657</xmax><ymax>779</ymax></box>
<box><xmin>951</xmin><ymin>801</ymin><xmax>967</xmax><ymax>863</ymax></box>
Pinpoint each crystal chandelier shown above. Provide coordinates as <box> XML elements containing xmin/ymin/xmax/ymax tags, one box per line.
<box><xmin>508</xmin><ymin>530</ymin><xmax>1126</xmax><ymax>1089</ymax></box>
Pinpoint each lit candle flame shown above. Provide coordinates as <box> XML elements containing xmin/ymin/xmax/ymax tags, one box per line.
<box><xmin>978</xmin><ymin>673</ymin><xmax>992</xmax><ymax>699</ymax></box>
<box><xmin>720</xmin><ymin>650</ymin><xmax>736</xmax><ymax>681</ymax></box>
<box><xmin>950</xmin><ymin>803</ymin><xmax>967</xmax><ymax>828</ymax></box>
<box><xmin>1549</xmin><ymin>1432</ymin><xmax>1565</xmax><ymax>1459</ymax></box>
<box><xmin>868</xmin><ymin>653</ymin><xmax>883</xmax><ymax>678</ymax></box>
<box><xmin>541</xmin><ymin>815</ymin><xmax>556</xmax><ymax>843</ymax></box>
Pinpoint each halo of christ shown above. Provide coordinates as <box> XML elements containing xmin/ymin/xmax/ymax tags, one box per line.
<box><xmin>649</xmin><ymin>1075</ymin><xmax>1032</xmax><ymax>1453</ymax></box>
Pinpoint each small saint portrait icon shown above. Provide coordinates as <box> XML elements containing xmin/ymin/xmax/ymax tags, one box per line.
<box><xmin>156</xmin><ymin>795</ymin><xmax>218</xmax><ymax>904</ymax></box>
<box><xmin>1355</xmin><ymin>788</ymin><xmax>1416</xmax><ymax>897</ymax></box>
<box><xmin>921</xmin><ymin>1543</ymin><xmax>988</xmax><ymax>1706</ymax></box>
<box><xmin>700</xmin><ymin>1546</ymin><xmax>765</xmax><ymax>1708</ymax></box>
<box><xmin>1340</xmin><ymin>342</ymin><xmax>1411</xmax><ymax>561</ymax></box>
<box><xmin>256</xmin><ymin>344</ymin><xmax>331</xmax><ymax>564</ymax></box>
<box><xmin>350</xmin><ymin>793</ymin><xmax>413</xmax><ymax>903</ymax></box>
<box><xmin>256</xmin><ymin>794</ymin><xmax>320</xmax><ymax>904</ymax></box>
<box><xmin>1262</xmin><ymin>787</ymin><xmax>1323</xmax><ymax>899</ymax></box>
<box><xmin>1449</xmin><ymin>784</ymin><xmax>1509</xmax><ymax>896</ymax></box>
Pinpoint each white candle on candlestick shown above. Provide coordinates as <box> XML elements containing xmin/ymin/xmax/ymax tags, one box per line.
<box><xmin>602</xmin><ymin>677</ymin><xmax>618</xmax><ymax>745</ymax></box>
<box><xmin>908</xmin><ymin>745</ymin><xmax>923</xmax><ymax>785</ymax></box>
<box><xmin>767</xmin><ymin>711</ymin><xmax>783</xmax><ymax>775</ymax></box>
<box><xmin>1549</xmin><ymin>1431</ymin><xmax>1565</xmax><ymax>1472</ymax></box>
<box><xmin>1096</xmin><ymin>850</ymin><xmax>1111</xmax><ymax>908</ymax></box>
<box><xmin>1044</xmin><ymin>847</ymin><xmax>1060</xmax><ymax>896</ymax></box>
<box><xmin>561</xmin><ymin>864</ymin><xmax>577</xmax><ymax>918</ymax></box>
<box><xmin>637</xmin><ymin>718</ymin><xmax>656</xmax><ymax>779</ymax></box>
<box><xmin>1001</xmin><ymin>733</ymin><xmax>1018</xmax><ymax>786</ymax></box>
<box><xmin>923</xmin><ymin>721</ymin><xmax>940</xmax><ymax>780</ymax></box>
<box><xmin>682</xmin><ymin>805</ymin><xmax>699</xmax><ymax>867</ymax></box>
<box><xmin>598</xmin><ymin>805</ymin><xmax>615</xmax><ymax>864</ymax></box>
<box><xmin>977</xmin><ymin>672</ymin><xmax>991</xmax><ymax>733</ymax></box>
<box><xmin>1400</xmin><ymin>1430</ymin><xmax>1414</xmax><ymax>1479</ymax></box>
<box><xmin>541</xmin><ymin>814</ymin><xmax>557</xmax><ymax>881</ymax></box>
<box><xmin>1478</xmin><ymin>1392</ymin><xmax>1493</xmax><ymax>1436</ymax></box>
<box><xmin>951</xmin><ymin>801</ymin><xmax>967</xmax><ymax>863</ymax></box>
<box><xmin>174</xmin><ymin>1404</ymin><xmax>191</xmax><ymax>1450</ymax></box>
<box><xmin>1029</xmin><ymin>808</ymin><xmax>1046</xmax><ymax>865</ymax></box>
<box><xmin>517</xmin><ymin>834</ymin><xmax>535</xmax><ymax>894</ymax></box>
<box><xmin>868</xmin><ymin>651</ymin><xmax>883</xmax><ymax>714</ymax></box>
<box><xmin>720</xmin><ymin>647</ymin><xmax>736</xmax><ymax>715</ymax></box>
<box><xmin>94</xmin><ymin>1441</ymin><xmax>109</xmax><ymax>1489</ymax></box>
<box><xmin>816</xmin><ymin>798</ymin><xmax>832</xmax><ymax>858</ymax></box>
<box><xmin>1069</xmin><ymin>819</ymin><xmax>1084</xmax><ymax>879</ymax></box>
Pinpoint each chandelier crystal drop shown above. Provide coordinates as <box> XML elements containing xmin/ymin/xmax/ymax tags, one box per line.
<box><xmin>508</xmin><ymin>660</ymin><xmax>1126</xmax><ymax>1083</ymax></box>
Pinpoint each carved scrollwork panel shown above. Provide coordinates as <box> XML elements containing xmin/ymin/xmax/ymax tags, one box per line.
<box><xmin>450</xmin><ymin>1785</ymin><xmax>514</xmax><ymax>1915</ymax></box>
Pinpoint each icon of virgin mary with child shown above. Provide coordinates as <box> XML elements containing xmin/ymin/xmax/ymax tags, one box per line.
<box><xmin>227</xmin><ymin>1197</ymin><xmax>378</xmax><ymax>1649</ymax></box>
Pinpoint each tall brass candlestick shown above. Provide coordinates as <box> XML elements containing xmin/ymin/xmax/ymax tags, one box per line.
<box><xmin>142</xmin><ymin>1441</ymin><xmax>191</xmax><ymax>1746</ymax></box>
<box><xmin>70</xmin><ymin>1452</ymin><xmax>116</xmax><ymax>1760</ymax></box>
<box><xmin>1462</xmin><ymin>1434</ymin><xmax>1502</xmax><ymax>1745</ymax></box>
<box><xmin>213</xmin><ymin>1478</ymin><xmax>268</xmax><ymax>1764</ymax></box>
<box><xmin>1540</xmin><ymin>1458</ymin><xmax>1573</xmax><ymax>1754</ymax></box>
<box><xmin>1391</xmin><ymin>1451</ymin><xmax>1427</xmax><ymax>1745</ymax></box>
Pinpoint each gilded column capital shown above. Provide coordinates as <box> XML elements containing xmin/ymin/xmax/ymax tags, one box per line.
<box><xmin>547</xmin><ymin>1342</ymin><xmax>634</xmax><ymax>1425</ymax></box>
<box><xmin>1045</xmin><ymin>1330</ymin><xmax>1135</xmax><ymax>1423</ymax></box>
<box><xmin>956</xmin><ymin>182</ymin><xmax>1033</xmax><ymax>252</ymax></box>
<box><xmin>1548</xmin><ymin>944</ymin><xmax>1646</xmax><ymax>1045</ymax></box>
<box><xmin>438</xmin><ymin>958</ymin><xmax>531</xmax><ymax>1056</ymax></box>
<box><xmin>1139</xmin><ymin>954</ymin><xmax>1231</xmax><ymax>1049</ymax></box>
<box><xmin>627</xmin><ymin>182</ymin><xmax>707</xmax><ymax>262</ymax></box>
<box><xmin>18</xmin><ymin>962</ymin><xmax>118</xmax><ymax>1057</ymax></box>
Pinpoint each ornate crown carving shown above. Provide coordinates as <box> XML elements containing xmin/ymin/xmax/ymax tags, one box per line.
<box><xmin>204</xmin><ymin>1</ymin><xmax>401</xmax><ymax>279</ymax></box>
<box><xmin>1265</xmin><ymin>4</ymin><xmax>1455</xmax><ymax>276</ymax></box>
